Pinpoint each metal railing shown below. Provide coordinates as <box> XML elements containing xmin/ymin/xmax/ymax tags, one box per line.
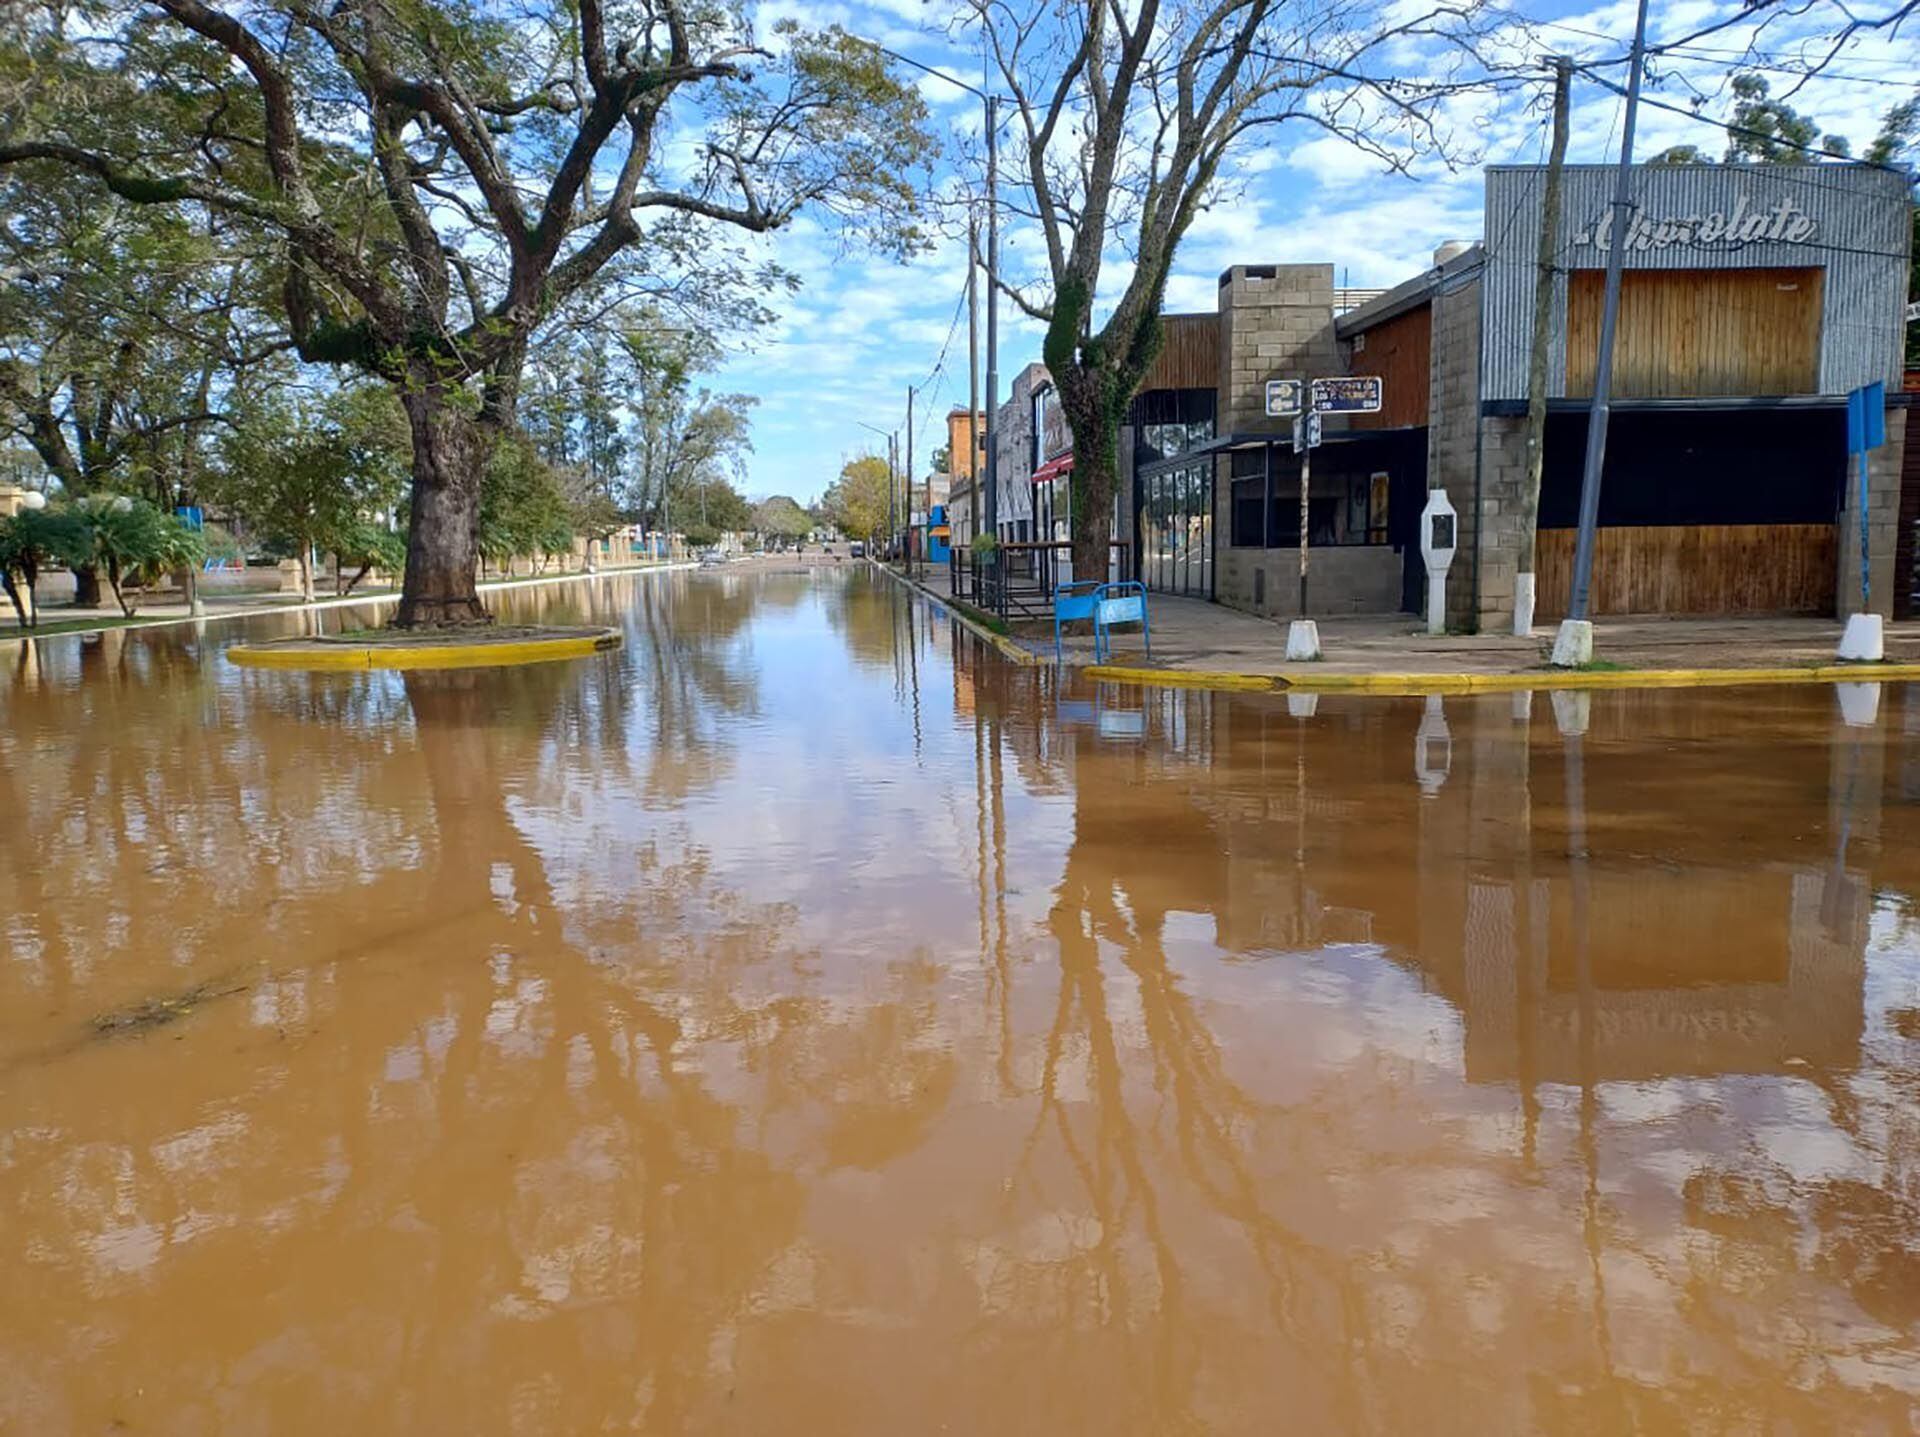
<box><xmin>949</xmin><ymin>541</ymin><xmax>1131</xmax><ymax>622</ymax></box>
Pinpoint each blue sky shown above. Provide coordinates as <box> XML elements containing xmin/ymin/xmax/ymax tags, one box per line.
<box><xmin>713</xmin><ymin>0</ymin><xmax>1916</xmax><ymax>506</ymax></box>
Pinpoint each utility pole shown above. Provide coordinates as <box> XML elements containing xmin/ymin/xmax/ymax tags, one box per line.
<box><xmin>906</xmin><ymin>384</ymin><xmax>916</xmax><ymax>576</ymax></box>
<box><xmin>983</xmin><ymin>89</ymin><xmax>1001</xmax><ymax>551</ymax></box>
<box><xmin>1557</xmin><ymin>0</ymin><xmax>1650</xmax><ymax>665</ymax></box>
<box><xmin>1516</xmin><ymin>55</ymin><xmax>1571</xmax><ymax>637</ymax></box>
<box><xmin>967</xmin><ymin>210</ymin><xmax>980</xmax><ymax>547</ymax></box>
<box><xmin>888</xmin><ymin>433</ymin><xmax>898</xmax><ymax>557</ymax></box>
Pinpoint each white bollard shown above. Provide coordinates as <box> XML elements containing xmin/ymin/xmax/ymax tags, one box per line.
<box><xmin>1837</xmin><ymin>613</ymin><xmax>1884</xmax><ymax>663</ymax></box>
<box><xmin>1285</xmin><ymin>619</ymin><xmax>1321</xmax><ymax>662</ymax></box>
<box><xmin>1550</xmin><ymin>618</ymin><xmax>1593</xmax><ymax>668</ymax></box>
<box><xmin>1512</xmin><ymin>573</ymin><xmax>1536</xmax><ymax>636</ymax></box>
<box><xmin>1286</xmin><ymin>691</ymin><xmax>1319</xmax><ymax>719</ymax></box>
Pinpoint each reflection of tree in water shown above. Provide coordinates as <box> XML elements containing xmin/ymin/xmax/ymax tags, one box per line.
<box><xmin>1</xmin><ymin>664</ymin><xmax>838</xmax><ymax>1432</ymax></box>
<box><xmin>620</xmin><ymin>573</ymin><xmax>763</xmax><ymax>804</ymax></box>
<box><xmin>984</xmin><ymin>721</ymin><xmax>1372</xmax><ymax>1430</ymax></box>
<box><xmin>825</xmin><ymin>569</ymin><xmax>910</xmax><ymax>674</ymax></box>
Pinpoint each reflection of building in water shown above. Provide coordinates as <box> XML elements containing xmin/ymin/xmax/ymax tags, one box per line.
<box><xmin>1080</xmin><ymin>686</ymin><xmax>1880</xmax><ymax>1087</ymax></box>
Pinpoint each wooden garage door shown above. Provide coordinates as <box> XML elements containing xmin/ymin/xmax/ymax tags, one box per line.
<box><xmin>1566</xmin><ymin>267</ymin><xmax>1822</xmax><ymax>398</ymax></box>
<box><xmin>1535</xmin><ymin>524</ymin><xmax>1836</xmax><ymax>617</ymax></box>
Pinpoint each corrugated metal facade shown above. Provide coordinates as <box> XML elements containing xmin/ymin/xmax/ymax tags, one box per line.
<box><xmin>1481</xmin><ymin>164</ymin><xmax>1911</xmax><ymax>401</ymax></box>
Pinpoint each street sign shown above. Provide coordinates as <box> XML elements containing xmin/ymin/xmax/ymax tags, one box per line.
<box><xmin>1265</xmin><ymin>378</ymin><xmax>1303</xmax><ymax>418</ymax></box>
<box><xmin>1846</xmin><ymin>381</ymin><xmax>1886</xmax><ymax>454</ymax></box>
<box><xmin>1291</xmin><ymin>413</ymin><xmax>1323</xmax><ymax>453</ymax></box>
<box><xmin>1311</xmin><ymin>375</ymin><xmax>1383</xmax><ymax>414</ymax></box>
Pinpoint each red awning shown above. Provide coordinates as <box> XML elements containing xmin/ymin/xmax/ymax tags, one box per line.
<box><xmin>1031</xmin><ymin>452</ymin><xmax>1074</xmax><ymax>484</ymax></box>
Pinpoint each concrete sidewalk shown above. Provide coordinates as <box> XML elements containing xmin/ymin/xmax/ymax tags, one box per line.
<box><xmin>886</xmin><ymin>561</ymin><xmax>1920</xmax><ymax>690</ymax></box>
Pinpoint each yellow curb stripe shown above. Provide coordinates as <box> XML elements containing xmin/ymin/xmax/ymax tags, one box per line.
<box><xmin>1084</xmin><ymin>661</ymin><xmax>1920</xmax><ymax>697</ymax></box>
<box><xmin>229</xmin><ymin>631</ymin><xmax>620</xmax><ymax>672</ymax></box>
<box><xmin>1086</xmin><ymin>664</ymin><xmax>1279</xmax><ymax>692</ymax></box>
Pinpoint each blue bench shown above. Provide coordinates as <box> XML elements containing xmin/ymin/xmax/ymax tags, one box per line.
<box><xmin>1092</xmin><ymin>581</ymin><xmax>1151</xmax><ymax>663</ymax></box>
<box><xmin>1053</xmin><ymin>580</ymin><xmax>1101</xmax><ymax>661</ymax></box>
<box><xmin>1053</xmin><ymin>579</ymin><xmax>1151</xmax><ymax>663</ymax></box>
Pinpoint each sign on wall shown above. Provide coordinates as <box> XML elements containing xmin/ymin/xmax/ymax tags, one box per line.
<box><xmin>1311</xmin><ymin>376</ymin><xmax>1383</xmax><ymax>413</ymax></box>
<box><xmin>1573</xmin><ymin>193</ymin><xmax>1819</xmax><ymax>252</ymax></box>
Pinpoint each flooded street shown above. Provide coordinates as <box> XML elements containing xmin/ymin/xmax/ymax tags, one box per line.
<box><xmin>4</xmin><ymin>566</ymin><xmax>1920</xmax><ymax>1434</ymax></box>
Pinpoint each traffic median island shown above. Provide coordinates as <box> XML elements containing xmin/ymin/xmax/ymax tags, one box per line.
<box><xmin>229</xmin><ymin>624</ymin><xmax>622</xmax><ymax>672</ymax></box>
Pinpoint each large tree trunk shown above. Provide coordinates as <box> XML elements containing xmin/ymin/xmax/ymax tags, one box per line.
<box><xmin>1060</xmin><ymin>374</ymin><xmax>1124</xmax><ymax>586</ymax></box>
<box><xmin>72</xmin><ymin>564</ymin><xmax>102</xmax><ymax>607</ymax></box>
<box><xmin>395</xmin><ymin>387</ymin><xmax>492</xmax><ymax>628</ymax></box>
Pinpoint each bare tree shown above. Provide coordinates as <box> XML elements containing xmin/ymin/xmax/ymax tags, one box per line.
<box><xmin>963</xmin><ymin>0</ymin><xmax>1500</xmax><ymax>581</ymax></box>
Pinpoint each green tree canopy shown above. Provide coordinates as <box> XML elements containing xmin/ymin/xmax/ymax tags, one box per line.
<box><xmin>752</xmin><ymin>495</ymin><xmax>812</xmax><ymax>541</ymax></box>
<box><xmin>820</xmin><ymin>455</ymin><xmax>890</xmax><ymax>542</ymax></box>
<box><xmin>209</xmin><ymin>384</ymin><xmax>409</xmax><ymax>600</ymax></box>
<box><xmin>70</xmin><ymin>495</ymin><xmax>204</xmax><ymax>616</ymax></box>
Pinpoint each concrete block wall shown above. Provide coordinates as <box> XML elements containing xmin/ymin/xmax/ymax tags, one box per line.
<box><xmin>1216</xmin><ymin>544</ymin><xmax>1403</xmax><ymax>618</ymax></box>
<box><xmin>1471</xmin><ymin>416</ymin><xmax>1530</xmax><ymax>632</ymax></box>
<box><xmin>1217</xmin><ymin>264</ymin><xmax>1341</xmax><ymax>436</ymax></box>
<box><xmin>1213</xmin><ymin>263</ymin><xmax>1397</xmax><ymax>617</ymax></box>
<box><xmin>1425</xmin><ymin>265</ymin><xmax>1483</xmax><ymax>628</ymax></box>
<box><xmin>1839</xmin><ymin>405</ymin><xmax>1907</xmax><ymax>618</ymax></box>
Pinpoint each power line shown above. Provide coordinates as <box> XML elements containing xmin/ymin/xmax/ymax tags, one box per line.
<box><xmin>1577</xmin><ymin>65</ymin><xmax>1916</xmax><ymax>184</ymax></box>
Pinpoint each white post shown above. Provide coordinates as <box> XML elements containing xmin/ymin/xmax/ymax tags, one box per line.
<box><xmin>1419</xmin><ymin>488</ymin><xmax>1458</xmax><ymax>637</ymax></box>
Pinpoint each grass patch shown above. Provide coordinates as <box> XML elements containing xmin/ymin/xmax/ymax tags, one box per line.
<box><xmin>3</xmin><ymin>613</ymin><xmax>180</xmax><ymax>640</ymax></box>
<box><xmin>946</xmin><ymin>598</ymin><xmax>1011</xmax><ymax>635</ymax></box>
<box><xmin>1536</xmin><ymin>657</ymin><xmax>1630</xmax><ymax>672</ymax></box>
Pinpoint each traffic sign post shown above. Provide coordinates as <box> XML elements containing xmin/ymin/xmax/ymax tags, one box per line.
<box><xmin>1291</xmin><ymin>412</ymin><xmax>1323</xmax><ymax>619</ymax></box>
<box><xmin>1839</xmin><ymin>381</ymin><xmax>1889</xmax><ymax>661</ymax></box>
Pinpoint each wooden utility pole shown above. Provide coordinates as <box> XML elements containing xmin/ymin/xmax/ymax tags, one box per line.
<box><xmin>1516</xmin><ymin>56</ymin><xmax>1571</xmax><ymax>636</ymax></box>
<box><xmin>906</xmin><ymin>384</ymin><xmax>916</xmax><ymax>575</ymax></box>
<box><xmin>967</xmin><ymin>212</ymin><xmax>980</xmax><ymax>546</ymax></box>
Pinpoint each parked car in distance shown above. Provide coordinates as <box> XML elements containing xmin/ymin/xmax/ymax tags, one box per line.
<box><xmin>849</xmin><ymin>541</ymin><xmax>865</xmax><ymax>558</ymax></box>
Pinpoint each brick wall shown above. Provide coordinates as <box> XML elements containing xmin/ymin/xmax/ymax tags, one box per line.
<box><xmin>1425</xmin><ymin>262</ymin><xmax>1482</xmax><ymax>627</ymax></box>
<box><xmin>1216</xmin><ymin>543</ymin><xmax>1403</xmax><ymax>617</ymax></box>
<box><xmin>1217</xmin><ymin>264</ymin><xmax>1341</xmax><ymax>435</ymax></box>
<box><xmin>1838</xmin><ymin>405</ymin><xmax>1907</xmax><ymax>618</ymax></box>
<box><xmin>1211</xmin><ymin>264</ymin><xmax>1405</xmax><ymax>616</ymax></box>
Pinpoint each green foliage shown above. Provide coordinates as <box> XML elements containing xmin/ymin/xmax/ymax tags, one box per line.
<box><xmin>820</xmin><ymin>455</ymin><xmax>891</xmax><ymax>541</ymax></box>
<box><xmin>0</xmin><ymin>506</ymin><xmax>90</xmax><ymax>626</ymax></box>
<box><xmin>752</xmin><ymin>495</ymin><xmax>812</xmax><ymax>540</ymax></box>
<box><xmin>209</xmin><ymin>385</ymin><xmax>409</xmax><ymax>579</ymax></box>
<box><xmin>332</xmin><ymin>519</ymin><xmax>407</xmax><ymax>594</ymax></box>
<box><xmin>72</xmin><ymin>496</ymin><xmax>203</xmax><ymax>616</ymax></box>
<box><xmin>480</xmin><ymin>435</ymin><xmax>575</xmax><ymax>565</ymax></box>
<box><xmin>1722</xmin><ymin>74</ymin><xmax>1853</xmax><ymax>163</ymax></box>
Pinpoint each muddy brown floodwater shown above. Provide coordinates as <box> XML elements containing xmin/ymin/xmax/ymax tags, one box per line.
<box><xmin>3</xmin><ymin>567</ymin><xmax>1920</xmax><ymax>1434</ymax></box>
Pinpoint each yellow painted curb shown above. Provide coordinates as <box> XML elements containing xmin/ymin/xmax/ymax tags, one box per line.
<box><xmin>1086</xmin><ymin>664</ymin><xmax>1278</xmax><ymax>692</ymax></box>
<box><xmin>1084</xmin><ymin>661</ymin><xmax>1920</xmax><ymax>697</ymax></box>
<box><xmin>229</xmin><ymin>629</ymin><xmax>621</xmax><ymax>672</ymax></box>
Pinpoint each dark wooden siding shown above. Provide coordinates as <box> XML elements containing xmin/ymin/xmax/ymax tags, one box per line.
<box><xmin>1142</xmin><ymin>313</ymin><xmax>1218</xmax><ymax>393</ymax></box>
<box><xmin>1535</xmin><ymin>523</ymin><xmax>1835</xmax><ymax>617</ymax></box>
<box><xmin>1566</xmin><ymin>267</ymin><xmax>1823</xmax><ymax>398</ymax></box>
<box><xmin>1344</xmin><ymin>303</ymin><xmax>1431</xmax><ymax>430</ymax></box>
